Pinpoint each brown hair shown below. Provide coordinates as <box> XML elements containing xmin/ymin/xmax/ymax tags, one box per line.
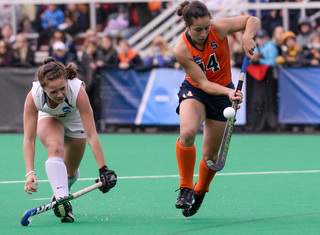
<box><xmin>36</xmin><ymin>57</ymin><xmax>78</xmax><ymax>87</ymax></box>
<box><xmin>176</xmin><ymin>0</ymin><xmax>211</xmax><ymax>26</ymax></box>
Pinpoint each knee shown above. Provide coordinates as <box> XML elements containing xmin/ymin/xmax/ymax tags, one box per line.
<box><xmin>45</xmin><ymin>141</ymin><xmax>64</xmax><ymax>157</ymax></box>
<box><xmin>180</xmin><ymin>129</ymin><xmax>197</xmax><ymax>147</ymax></box>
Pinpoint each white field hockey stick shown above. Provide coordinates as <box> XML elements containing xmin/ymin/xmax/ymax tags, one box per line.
<box><xmin>206</xmin><ymin>55</ymin><xmax>249</xmax><ymax>172</ymax></box>
<box><xmin>21</xmin><ymin>181</ymin><xmax>103</xmax><ymax>226</ymax></box>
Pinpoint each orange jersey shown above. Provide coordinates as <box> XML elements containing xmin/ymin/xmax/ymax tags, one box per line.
<box><xmin>182</xmin><ymin>26</ymin><xmax>231</xmax><ymax>88</ymax></box>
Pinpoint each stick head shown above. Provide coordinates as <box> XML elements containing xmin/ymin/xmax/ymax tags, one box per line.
<box><xmin>21</xmin><ymin>219</ymin><xmax>30</xmax><ymax>226</ymax></box>
<box><xmin>21</xmin><ymin>209</ymin><xmax>35</xmax><ymax>226</ymax></box>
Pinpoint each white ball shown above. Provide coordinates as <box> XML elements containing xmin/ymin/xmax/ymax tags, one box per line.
<box><xmin>223</xmin><ymin>107</ymin><xmax>235</xmax><ymax>119</ymax></box>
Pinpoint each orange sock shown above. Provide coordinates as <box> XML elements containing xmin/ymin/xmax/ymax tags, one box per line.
<box><xmin>176</xmin><ymin>138</ymin><xmax>196</xmax><ymax>189</ymax></box>
<box><xmin>194</xmin><ymin>158</ymin><xmax>216</xmax><ymax>195</ymax></box>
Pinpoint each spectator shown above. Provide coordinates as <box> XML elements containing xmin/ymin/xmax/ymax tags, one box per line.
<box><xmin>76</xmin><ymin>4</ymin><xmax>89</xmax><ymax>24</ymax></box>
<box><xmin>276</xmin><ymin>31</ymin><xmax>303</xmax><ymax>66</ymax></box>
<box><xmin>0</xmin><ymin>39</ymin><xmax>12</xmax><ymax>67</ymax></box>
<box><xmin>135</xmin><ymin>3</ymin><xmax>153</xmax><ymax>28</ymax></box>
<box><xmin>21</xmin><ymin>4</ymin><xmax>37</xmax><ymax>27</ymax></box>
<box><xmin>121</xmin><ymin>3</ymin><xmax>152</xmax><ymax>39</ymax></box>
<box><xmin>18</xmin><ymin>16</ymin><xmax>37</xmax><ymax>57</ymax></box>
<box><xmin>246</xmin><ymin>29</ymin><xmax>279</xmax><ymax>132</ymax></box>
<box><xmin>260</xmin><ymin>8</ymin><xmax>282</xmax><ymax>37</ymax></box>
<box><xmin>79</xmin><ymin>41</ymin><xmax>103</xmax><ymax>88</ymax></box>
<box><xmin>262</xmin><ymin>0</ymin><xmax>300</xmax><ymax>36</ymax></box>
<box><xmin>11</xmin><ymin>33</ymin><xmax>35</xmax><ymax>67</ymax></box>
<box><xmin>271</xmin><ymin>25</ymin><xmax>285</xmax><ymax>55</ymax></box>
<box><xmin>148</xmin><ymin>1</ymin><xmax>162</xmax><ymax>17</ymax></box>
<box><xmin>37</xmin><ymin>4</ymin><xmax>65</xmax><ymax>50</ymax></box>
<box><xmin>117</xmin><ymin>39</ymin><xmax>142</xmax><ymax>69</ymax></box>
<box><xmin>20</xmin><ymin>4</ymin><xmax>37</xmax><ymax>43</ymax></box>
<box><xmin>95</xmin><ymin>3</ymin><xmax>112</xmax><ymax>32</ymax></box>
<box><xmin>302</xmin><ymin>31</ymin><xmax>320</xmax><ymax>66</ymax></box>
<box><xmin>142</xmin><ymin>36</ymin><xmax>174</xmax><ymax>69</ymax></box>
<box><xmin>204</xmin><ymin>0</ymin><xmax>244</xmax><ymax>17</ymax></box>
<box><xmin>102</xmin><ymin>4</ymin><xmax>129</xmax><ymax>38</ymax></box>
<box><xmin>0</xmin><ymin>4</ymin><xmax>23</xmax><ymax>30</ymax></box>
<box><xmin>1</xmin><ymin>24</ymin><xmax>16</xmax><ymax>46</ymax></box>
<box><xmin>33</xmin><ymin>5</ymin><xmax>47</xmax><ymax>33</ymax></box>
<box><xmin>96</xmin><ymin>35</ymin><xmax>119</xmax><ymax>69</ymax></box>
<box><xmin>251</xmin><ymin>29</ymin><xmax>278</xmax><ymax>66</ymax></box>
<box><xmin>78</xmin><ymin>41</ymin><xmax>104</xmax><ymax>129</ymax></box>
<box><xmin>51</xmin><ymin>41</ymin><xmax>72</xmax><ymax>65</ymax></box>
<box><xmin>60</xmin><ymin>4</ymin><xmax>88</xmax><ymax>37</ymax></box>
<box><xmin>49</xmin><ymin>30</ymin><xmax>77</xmax><ymax>63</ymax></box>
<box><xmin>19</xmin><ymin>17</ymin><xmax>35</xmax><ymax>34</ymax></box>
<box><xmin>82</xmin><ymin>28</ymin><xmax>101</xmax><ymax>53</ymax></box>
<box><xmin>296</xmin><ymin>16</ymin><xmax>315</xmax><ymax>51</ymax></box>
<box><xmin>248</xmin><ymin>0</ymin><xmax>268</xmax><ymax>20</ymax></box>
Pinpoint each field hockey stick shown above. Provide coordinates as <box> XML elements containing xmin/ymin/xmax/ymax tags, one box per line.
<box><xmin>21</xmin><ymin>181</ymin><xmax>103</xmax><ymax>226</ymax></box>
<box><xmin>206</xmin><ymin>55</ymin><xmax>249</xmax><ymax>172</ymax></box>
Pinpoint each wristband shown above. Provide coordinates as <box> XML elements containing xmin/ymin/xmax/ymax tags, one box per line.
<box><xmin>25</xmin><ymin>171</ymin><xmax>36</xmax><ymax>178</ymax></box>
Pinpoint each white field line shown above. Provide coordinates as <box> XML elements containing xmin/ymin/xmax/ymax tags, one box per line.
<box><xmin>1</xmin><ymin>170</ymin><xmax>320</xmax><ymax>184</ymax></box>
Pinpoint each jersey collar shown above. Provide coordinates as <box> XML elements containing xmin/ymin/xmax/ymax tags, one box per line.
<box><xmin>186</xmin><ymin>31</ymin><xmax>209</xmax><ymax>52</ymax></box>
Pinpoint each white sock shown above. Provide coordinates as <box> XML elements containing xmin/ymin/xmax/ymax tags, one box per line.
<box><xmin>45</xmin><ymin>157</ymin><xmax>69</xmax><ymax>199</ymax></box>
<box><xmin>68</xmin><ymin>169</ymin><xmax>79</xmax><ymax>191</ymax></box>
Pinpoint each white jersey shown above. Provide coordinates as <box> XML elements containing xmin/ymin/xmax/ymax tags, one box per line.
<box><xmin>32</xmin><ymin>78</ymin><xmax>85</xmax><ymax>132</ymax></box>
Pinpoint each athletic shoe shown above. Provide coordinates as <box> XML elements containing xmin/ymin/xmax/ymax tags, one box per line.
<box><xmin>52</xmin><ymin>195</ymin><xmax>74</xmax><ymax>222</ymax></box>
<box><xmin>175</xmin><ymin>187</ymin><xmax>195</xmax><ymax>209</ymax></box>
<box><xmin>182</xmin><ymin>193</ymin><xmax>205</xmax><ymax>217</ymax></box>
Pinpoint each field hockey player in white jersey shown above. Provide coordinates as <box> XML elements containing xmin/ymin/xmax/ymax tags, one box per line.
<box><xmin>23</xmin><ymin>57</ymin><xmax>117</xmax><ymax>223</ymax></box>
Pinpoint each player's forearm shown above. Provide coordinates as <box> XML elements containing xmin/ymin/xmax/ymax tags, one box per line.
<box><xmin>197</xmin><ymin>79</ymin><xmax>231</xmax><ymax>96</ymax></box>
<box><xmin>242</xmin><ymin>16</ymin><xmax>260</xmax><ymax>40</ymax></box>
<box><xmin>93</xmin><ymin>150</ymin><xmax>107</xmax><ymax>169</ymax></box>
<box><xmin>87</xmin><ymin>137</ymin><xmax>107</xmax><ymax>168</ymax></box>
<box><xmin>23</xmin><ymin>140</ymin><xmax>36</xmax><ymax>172</ymax></box>
<box><xmin>180</xmin><ymin>59</ymin><xmax>230</xmax><ymax>96</ymax></box>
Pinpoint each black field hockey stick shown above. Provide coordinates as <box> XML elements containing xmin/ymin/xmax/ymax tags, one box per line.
<box><xmin>206</xmin><ymin>55</ymin><xmax>249</xmax><ymax>171</ymax></box>
<box><xmin>21</xmin><ymin>181</ymin><xmax>103</xmax><ymax>226</ymax></box>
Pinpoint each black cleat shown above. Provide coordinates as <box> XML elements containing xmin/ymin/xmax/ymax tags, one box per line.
<box><xmin>182</xmin><ymin>193</ymin><xmax>205</xmax><ymax>217</ymax></box>
<box><xmin>52</xmin><ymin>195</ymin><xmax>74</xmax><ymax>222</ymax></box>
<box><xmin>175</xmin><ymin>187</ymin><xmax>195</xmax><ymax>209</ymax></box>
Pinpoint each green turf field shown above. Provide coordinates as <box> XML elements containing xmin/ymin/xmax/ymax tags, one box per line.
<box><xmin>1</xmin><ymin>133</ymin><xmax>320</xmax><ymax>234</ymax></box>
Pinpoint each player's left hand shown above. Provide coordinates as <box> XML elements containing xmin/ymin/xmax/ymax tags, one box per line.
<box><xmin>24</xmin><ymin>174</ymin><xmax>38</xmax><ymax>195</ymax></box>
<box><xmin>96</xmin><ymin>166</ymin><xmax>117</xmax><ymax>193</ymax></box>
<box><xmin>242</xmin><ymin>36</ymin><xmax>256</xmax><ymax>60</ymax></box>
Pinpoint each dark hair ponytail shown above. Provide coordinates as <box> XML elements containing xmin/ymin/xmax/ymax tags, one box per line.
<box><xmin>176</xmin><ymin>0</ymin><xmax>211</xmax><ymax>26</ymax></box>
<box><xmin>36</xmin><ymin>57</ymin><xmax>78</xmax><ymax>87</ymax></box>
<box><xmin>43</xmin><ymin>57</ymin><xmax>55</xmax><ymax>65</ymax></box>
<box><xmin>176</xmin><ymin>1</ymin><xmax>190</xmax><ymax>17</ymax></box>
<box><xmin>65</xmin><ymin>63</ymin><xmax>78</xmax><ymax>79</ymax></box>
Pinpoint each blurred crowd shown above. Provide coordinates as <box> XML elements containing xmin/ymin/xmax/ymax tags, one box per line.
<box><xmin>1</xmin><ymin>2</ymin><xmax>320</xmax><ymax>70</ymax></box>
<box><xmin>0</xmin><ymin>2</ymin><xmax>177</xmax><ymax>70</ymax></box>
<box><xmin>1</xmin><ymin>1</ymin><xmax>320</xmax><ymax>132</ymax></box>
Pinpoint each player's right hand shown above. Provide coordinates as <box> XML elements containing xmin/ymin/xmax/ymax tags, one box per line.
<box><xmin>24</xmin><ymin>174</ymin><xmax>38</xmax><ymax>195</ymax></box>
<box><xmin>96</xmin><ymin>166</ymin><xmax>117</xmax><ymax>194</ymax></box>
<box><xmin>227</xmin><ymin>89</ymin><xmax>243</xmax><ymax>104</ymax></box>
